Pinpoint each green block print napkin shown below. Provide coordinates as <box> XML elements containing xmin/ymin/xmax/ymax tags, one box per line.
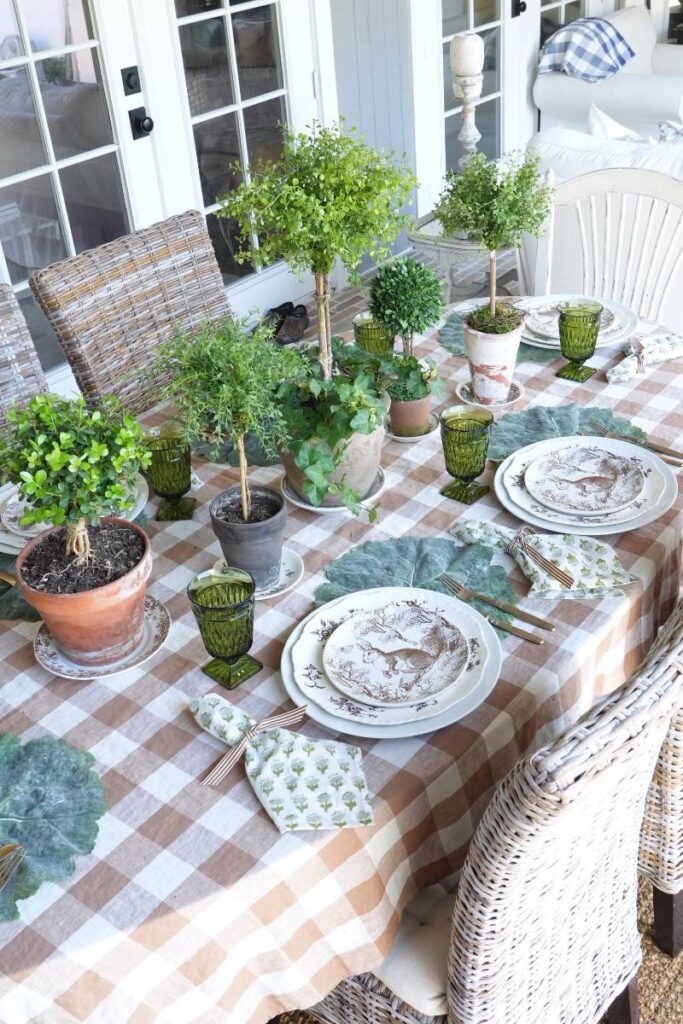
<box><xmin>488</xmin><ymin>403</ymin><xmax>647</xmax><ymax>463</ymax></box>
<box><xmin>190</xmin><ymin>693</ymin><xmax>374</xmax><ymax>833</ymax></box>
<box><xmin>607</xmin><ymin>333</ymin><xmax>683</xmax><ymax>383</ymax></box>
<box><xmin>451</xmin><ymin>520</ymin><xmax>636</xmax><ymax>599</ymax></box>
<box><xmin>439</xmin><ymin>311</ymin><xmax>558</xmax><ymax>365</ymax></box>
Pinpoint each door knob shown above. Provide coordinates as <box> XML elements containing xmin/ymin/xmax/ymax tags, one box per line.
<box><xmin>513</xmin><ymin>0</ymin><xmax>527</xmax><ymax>13</ymax></box>
<box><xmin>129</xmin><ymin>106</ymin><xmax>154</xmax><ymax>140</ymax></box>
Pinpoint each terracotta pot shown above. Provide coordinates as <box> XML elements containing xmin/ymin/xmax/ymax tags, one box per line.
<box><xmin>281</xmin><ymin>424</ymin><xmax>385</xmax><ymax>508</ymax></box>
<box><xmin>16</xmin><ymin>517</ymin><xmax>151</xmax><ymax>667</ymax></box>
<box><xmin>389</xmin><ymin>394</ymin><xmax>432</xmax><ymax>437</ymax></box>
<box><xmin>209</xmin><ymin>486</ymin><xmax>286</xmax><ymax>589</ymax></box>
<box><xmin>463</xmin><ymin>319</ymin><xmax>525</xmax><ymax>405</ymax></box>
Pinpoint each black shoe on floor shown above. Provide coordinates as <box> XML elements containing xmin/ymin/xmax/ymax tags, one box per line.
<box><xmin>276</xmin><ymin>304</ymin><xmax>310</xmax><ymax>344</ymax></box>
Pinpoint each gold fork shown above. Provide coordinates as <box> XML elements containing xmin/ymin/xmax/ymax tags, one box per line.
<box><xmin>590</xmin><ymin>420</ymin><xmax>683</xmax><ymax>466</ymax></box>
<box><xmin>439</xmin><ymin>574</ymin><xmax>545</xmax><ymax>645</ymax></box>
<box><xmin>440</xmin><ymin>573</ymin><xmax>555</xmax><ymax>631</ymax></box>
<box><xmin>0</xmin><ymin>844</ymin><xmax>24</xmax><ymax>892</ymax></box>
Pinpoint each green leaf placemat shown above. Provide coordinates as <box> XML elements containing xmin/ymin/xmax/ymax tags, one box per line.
<box><xmin>439</xmin><ymin>312</ymin><xmax>558</xmax><ymax>365</ymax></box>
<box><xmin>314</xmin><ymin>536</ymin><xmax>516</xmax><ymax>629</ymax></box>
<box><xmin>488</xmin><ymin>403</ymin><xmax>648</xmax><ymax>463</ymax></box>
<box><xmin>0</xmin><ymin>734</ymin><xmax>106</xmax><ymax>922</ymax></box>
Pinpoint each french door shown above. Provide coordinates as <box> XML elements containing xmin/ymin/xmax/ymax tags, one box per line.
<box><xmin>0</xmin><ymin>0</ymin><xmax>327</xmax><ymax>380</ymax></box>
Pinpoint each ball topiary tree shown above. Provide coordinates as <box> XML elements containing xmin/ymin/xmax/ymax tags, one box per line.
<box><xmin>369</xmin><ymin>257</ymin><xmax>444</xmax><ymax>357</ymax></box>
<box><xmin>218</xmin><ymin>120</ymin><xmax>416</xmax><ymax>380</ymax></box>
<box><xmin>434</xmin><ymin>152</ymin><xmax>552</xmax><ymax>326</ymax></box>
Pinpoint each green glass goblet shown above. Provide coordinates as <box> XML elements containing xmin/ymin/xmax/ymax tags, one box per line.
<box><xmin>439</xmin><ymin>406</ymin><xmax>494</xmax><ymax>504</ymax></box>
<box><xmin>187</xmin><ymin>567</ymin><xmax>262</xmax><ymax>689</ymax></box>
<box><xmin>555</xmin><ymin>301</ymin><xmax>603</xmax><ymax>382</ymax></box>
<box><xmin>148</xmin><ymin>435</ymin><xmax>196</xmax><ymax>521</ymax></box>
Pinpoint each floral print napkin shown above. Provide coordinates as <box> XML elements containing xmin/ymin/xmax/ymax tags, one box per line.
<box><xmin>450</xmin><ymin>520</ymin><xmax>637</xmax><ymax>598</ymax></box>
<box><xmin>607</xmin><ymin>333</ymin><xmax>683</xmax><ymax>383</ymax></box>
<box><xmin>189</xmin><ymin>693</ymin><xmax>374</xmax><ymax>833</ymax></box>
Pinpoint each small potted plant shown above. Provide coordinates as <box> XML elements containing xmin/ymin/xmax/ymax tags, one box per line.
<box><xmin>369</xmin><ymin>257</ymin><xmax>444</xmax><ymax>358</ymax></box>
<box><xmin>434</xmin><ymin>152</ymin><xmax>552</xmax><ymax>405</ymax></box>
<box><xmin>153</xmin><ymin>317</ymin><xmax>308</xmax><ymax>588</ymax></box>
<box><xmin>1</xmin><ymin>394</ymin><xmax>152</xmax><ymax>667</ymax></box>
<box><xmin>219</xmin><ymin>121</ymin><xmax>415</xmax><ymax>508</ymax></box>
<box><xmin>384</xmin><ymin>354</ymin><xmax>442</xmax><ymax>438</ymax></box>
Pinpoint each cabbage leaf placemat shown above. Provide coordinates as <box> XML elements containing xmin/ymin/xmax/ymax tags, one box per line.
<box><xmin>488</xmin><ymin>403</ymin><xmax>647</xmax><ymax>463</ymax></box>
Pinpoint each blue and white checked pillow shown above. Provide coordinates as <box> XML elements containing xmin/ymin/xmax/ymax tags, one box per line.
<box><xmin>538</xmin><ymin>17</ymin><xmax>635</xmax><ymax>83</ymax></box>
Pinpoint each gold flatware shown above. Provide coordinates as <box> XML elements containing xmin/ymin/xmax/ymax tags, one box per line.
<box><xmin>440</xmin><ymin>574</ymin><xmax>555</xmax><ymax>632</ymax></box>
<box><xmin>590</xmin><ymin>421</ymin><xmax>683</xmax><ymax>466</ymax></box>
<box><xmin>0</xmin><ymin>843</ymin><xmax>24</xmax><ymax>892</ymax></box>
<box><xmin>504</xmin><ymin>526</ymin><xmax>575</xmax><ymax>590</ymax></box>
<box><xmin>0</xmin><ymin>569</ymin><xmax>17</xmax><ymax>586</ymax></box>
<box><xmin>439</xmin><ymin>575</ymin><xmax>544</xmax><ymax>645</ymax></box>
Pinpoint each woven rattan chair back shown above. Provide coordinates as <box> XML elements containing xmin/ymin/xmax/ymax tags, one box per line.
<box><xmin>0</xmin><ymin>284</ymin><xmax>48</xmax><ymax>427</ymax></box>
<box><xmin>448</xmin><ymin>653</ymin><xmax>682</xmax><ymax>1024</ymax></box>
<box><xmin>29</xmin><ymin>210</ymin><xmax>232</xmax><ymax>414</ymax></box>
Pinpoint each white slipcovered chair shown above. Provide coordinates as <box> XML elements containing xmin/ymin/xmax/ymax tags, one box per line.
<box><xmin>533</xmin><ymin>6</ymin><xmax>683</xmax><ymax>137</ymax></box>
<box><xmin>301</xmin><ymin>615</ymin><xmax>683</xmax><ymax>1024</ymax></box>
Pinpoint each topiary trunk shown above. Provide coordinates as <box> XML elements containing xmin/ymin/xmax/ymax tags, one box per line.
<box><xmin>236</xmin><ymin>434</ymin><xmax>251</xmax><ymax>522</ymax></box>
<box><xmin>66</xmin><ymin>517</ymin><xmax>91</xmax><ymax>564</ymax></box>
<box><xmin>315</xmin><ymin>272</ymin><xmax>332</xmax><ymax>381</ymax></box>
<box><xmin>489</xmin><ymin>250</ymin><xmax>497</xmax><ymax>316</ymax></box>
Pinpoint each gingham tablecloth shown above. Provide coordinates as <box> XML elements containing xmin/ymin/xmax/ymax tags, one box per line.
<box><xmin>1</xmin><ymin>310</ymin><xmax>682</xmax><ymax>1024</ymax></box>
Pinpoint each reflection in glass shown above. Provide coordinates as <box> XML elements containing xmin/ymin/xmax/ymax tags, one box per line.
<box><xmin>232</xmin><ymin>5</ymin><xmax>283</xmax><ymax>101</ymax></box>
<box><xmin>443</xmin><ymin>42</ymin><xmax>457</xmax><ymax>112</ymax></box>
<box><xmin>0</xmin><ymin>173</ymin><xmax>67</xmax><ymax>284</ymax></box>
<box><xmin>474</xmin><ymin>0</ymin><xmax>500</xmax><ymax>26</ymax></box>
<box><xmin>175</xmin><ymin>0</ymin><xmax>221</xmax><ymax>16</ymax></box>
<box><xmin>0</xmin><ymin>65</ymin><xmax>48</xmax><ymax>176</ymax></box>
<box><xmin>444</xmin><ymin>113</ymin><xmax>462</xmax><ymax>171</ymax></box>
<box><xmin>477</xmin><ymin>97</ymin><xmax>500</xmax><ymax>161</ymax></box>
<box><xmin>179</xmin><ymin>17</ymin><xmax>234</xmax><ymax>116</ymax></box>
<box><xmin>442</xmin><ymin>0</ymin><xmax>468</xmax><ymax>36</ymax></box>
<box><xmin>17</xmin><ymin>288</ymin><xmax>64</xmax><ymax>371</ymax></box>
<box><xmin>541</xmin><ymin>2</ymin><xmax>583</xmax><ymax>44</ymax></box>
<box><xmin>193</xmin><ymin>111</ymin><xmax>240</xmax><ymax>206</ymax></box>
<box><xmin>60</xmin><ymin>152</ymin><xmax>128</xmax><ymax>253</ymax></box>
<box><xmin>481</xmin><ymin>26</ymin><xmax>500</xmax><ymax>96</ymax></box>
<box><xmin>36</xmin><ymin>49</ymin><xmax>113</xmax><ymax>160</ymax></box>
<box><xmin>20</xmin><ymin>0</ymin><xmax>93</xmax><ymax>52</ymax></box>
<box><xmin>206</xmin><ymin>211</ymin><xmax>253</xmax><ymax>283</ymax></box>
<box><xmin>243</xmin><ymin>96</ymin><xmax>285</xmax><ymax>169</ymax></box>
<box><xmin>0</xmin><ymin>1</ymin><xmax>24</xmax><ymax>59</ymax></box>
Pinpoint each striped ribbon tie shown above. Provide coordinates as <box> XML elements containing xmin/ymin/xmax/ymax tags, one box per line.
<box><xmin>202</xmin><ymin>705</ymin><xmax>307</xmax><ymax>787</ymax></box>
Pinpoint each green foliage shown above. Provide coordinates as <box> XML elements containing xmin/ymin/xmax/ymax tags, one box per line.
<box><xmin>464</xmin><ymin>302</ymin><xmax>523</xmax><ymax>335</ymax></box>
<box><xmin>434</xmin><ymin>152</ymin><xmax>552</xmax><ymax>253</ymax></box>
<box><xmin>217</xmin><ymin>120</ymin><xmax>416</xmax><ymax>277</ymax></box>
<box><xmin>0</xmin><ymin>394</ymin><xmax>150</xmax><ymax>530</ymax></box>
<box><xmin>0</xmin><ymin>733</ymin><xmax>106</xmax><ymax>922</ymax></box>
<box><xmin>277</xmin><ymin>342</ymin><xmax>386</xmax><ymax>515</ymax></box>
<box><xmin>369</xmin><ymin>258</ymin><xmax>443</xmax><ymax>349</ymax></box>
<box><xmin>488</xmin><ymin>403</ymin><xmax>647</xmax><ymax>463</ymax></box>
<box><xmin>153</xmin><ymin>316</ymin><xmax>308</xmax><ymax>457</ymax></box>
<box><xmin>386</xmin><ymin>354</ymin><xmax>441</xmax><ymax>402</ymax></box>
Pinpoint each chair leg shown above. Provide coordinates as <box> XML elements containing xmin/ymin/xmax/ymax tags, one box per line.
<box><xmin>653</xmin><ymin>887</ymin><xmax>683</xmax><ymax>957</ymax></box>
<box><xmin>606</xmin><ymin>977</ymin><xmax>639</xmax><ymax>1024</ymax></box>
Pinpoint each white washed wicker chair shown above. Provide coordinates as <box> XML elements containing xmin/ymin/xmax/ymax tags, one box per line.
<box><xmin>639</xmin><ymin>600</ymin><xmax>683</xmax><ymax>957</ymax></box>
<box><xmin>304</xmin><ymin>644</ymin><xmax>683</xmax><ymax>1024</ymax></box>
<box><xmin>0</xmin><ymin>283</ymin><xmax>48</xmax><ymax>426</ymax></box>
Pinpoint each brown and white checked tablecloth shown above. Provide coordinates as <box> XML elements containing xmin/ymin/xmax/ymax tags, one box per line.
<box><xmin>1</xmin><ymin>310</ymin><xmax>682</xmax><ymax>1024</ymax></box>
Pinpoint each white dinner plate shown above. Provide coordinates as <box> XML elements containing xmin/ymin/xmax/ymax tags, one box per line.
<box><xmin>495</xmin><ymin>437</ymin><xmax>677</xmax><ymax>536</ymax></box>
<box><xmin>514</xmin><ymin>295</ymin><xmax>638</xmax><ymax>351</ymax></box>
<box><xmin>281</xmin><ymin>587</ymin><xmax>503</xmax><ymax>739</ymax></box>
<box><xmin>523</xmin><ymin>444</ymin><xmax>645</xmax><ymax>516</ymax></box>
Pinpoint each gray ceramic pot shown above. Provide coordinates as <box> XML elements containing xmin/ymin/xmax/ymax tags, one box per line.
<box><xmin>209</xmin><ymin>486</ymin><xmax>286</xmax><ymax>589</ymax></box>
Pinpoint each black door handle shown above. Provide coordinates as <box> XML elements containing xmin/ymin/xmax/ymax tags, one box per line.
<box><xmin>129</xmin><ymin>106</ymin><xmax>154</xmax><ymax>140</ymax></box>
<box><xmin>512</xmin><ymin>0</ymin><xmax>527</xmax><ymax>14</ymax></box>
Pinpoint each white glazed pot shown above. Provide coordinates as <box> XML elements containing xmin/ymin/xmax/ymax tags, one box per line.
<box><xmin>463</xmin><ymin>320</ymin><xmax>525</xmax><ymax>406</ymax></box>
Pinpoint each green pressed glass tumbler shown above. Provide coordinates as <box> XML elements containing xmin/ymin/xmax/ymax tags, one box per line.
<box><xmin>556</xmin><ymin>301</ymin><xmax>603</xmax><ymax>382</ymax></box>
<box><xmin>439</xmin><ymin>406</ymin><xmax>493</xmax><ymax>504</ymax></box>
<box><xmin>353</xmin><ymin>313</ymin><xmax>394</xmax><ymax>356</ymax></box>
<box><xmin>187</xmin><ymin>567</ymin><xmax>262</xmax><ymax>689</ymax></box>
<box><xmin>148</xmin><ymin>435</ymin><xmax>196</xmax><ymax>521</ymax></box>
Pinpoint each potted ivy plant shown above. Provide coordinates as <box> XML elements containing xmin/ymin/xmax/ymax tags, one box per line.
<box><xmin>1</xmin><ymin>394</ymin><xmax>152</xmax><ymax>667</ymax></box>
<box><xmin>434</xmin><ymin>152</ymin><xmax>552</xmax><ymax>405</ymax></box>
<box><xmin>384</xmin><ymin>354</ymin><xmax>442</xmax><ymax>438</ymax></box>
<box><xmin>153</xmin><ymin>317</ymin><xmax>308</xmax><ymax>587</ymax></box>
<box><xmin>369</xmin><ymin>257</ymin><xmax>444</xmax><ymax>358</ymax></box>
<box><xmin>218</xmin><ymin>121</ymin><xmax>416</xmax><ymax>510</ymax></box>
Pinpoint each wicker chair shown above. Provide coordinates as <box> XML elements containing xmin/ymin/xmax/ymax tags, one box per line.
<box><xmin>29</xmin><ymin>209</ymin><xmax>232</xmax><ymax>414</ymax></box>
<box><xmin>639</xmin><ymin>601</ymin><xmax>683</xmax><ymax>957</ymax></box>
<box><xmin>0</xmin><ymin>283</ymin><xmax>48</xmax><ymax>427</ymax></box>
<box><xmin>304</xmin><ymin>641</ymin><xmax>683</xmax><ymax>1024</ymax></box>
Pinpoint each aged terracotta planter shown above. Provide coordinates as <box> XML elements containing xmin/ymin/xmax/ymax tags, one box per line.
<box><xmin>281</xmin><ymin>425</ymin><xmax>385</xmax><ymax>508</ymax></box>
<box><xmin>16</xmin><ymin>516</ymin><xmax>151</xmax><ymax>667</ymax></box>
<box><xmin>209</xmin><ymin>486</ymin><xmax>286</xmax><ymax>589</ymax></box>
<box><xmin>463</xmin><ymin>319</ymin><xmax>525</xmax><ymax>405</ymax></box>
<box><xmin>389</xmin><ymin>395</ymin><xmax>432</xmax><ymax>437</ymax></box>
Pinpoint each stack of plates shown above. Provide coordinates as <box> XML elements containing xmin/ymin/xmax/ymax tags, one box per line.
<box><xmin>515</xmin><ymin>295</ymin><xmax>638</xmax><ymax>351</ymax></box>
<box><xmin>494</xmin><ymin>436</ymin><xmax>677</xmax><ymax>536</ymax></box>
<box><xmin>0</xmin><ymin>474</ymin><xmax>149</xmax><ymax>557</ymax></box>
<box><xmin>281</xmin><ymin>586</ymin><xmax>502</xmax><ymax>739</ymax></box>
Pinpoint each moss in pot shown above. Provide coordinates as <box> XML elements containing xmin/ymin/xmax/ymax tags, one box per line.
<box><xmin>0</xmin><ymin>394</ymin><xmax>152</xmax><ymax>666</ymax></box>
<box><xmin>385</xmin><ymin>354</ymin><xmax>442</xmax><ymax>437</ymax></box>
<box><xmin>153</xmin><ymin>317</ymin><xmax>309</xmax><ymax>588</ymax></box>
<box><xmin>434</xmin><ymin>152</ymin><xmax>552</xmax><ymax>405</ymax></box>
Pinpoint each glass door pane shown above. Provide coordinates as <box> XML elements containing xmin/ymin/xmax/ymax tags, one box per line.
<box><xmin>0</xmin><ymin>0</ymin><xmax>132</xmax><ymax>371</ymax></box>
<box><xmin>540</xmin><ymin>0</ymin><xmax>585</xmax><ymax>46</ymax></box>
